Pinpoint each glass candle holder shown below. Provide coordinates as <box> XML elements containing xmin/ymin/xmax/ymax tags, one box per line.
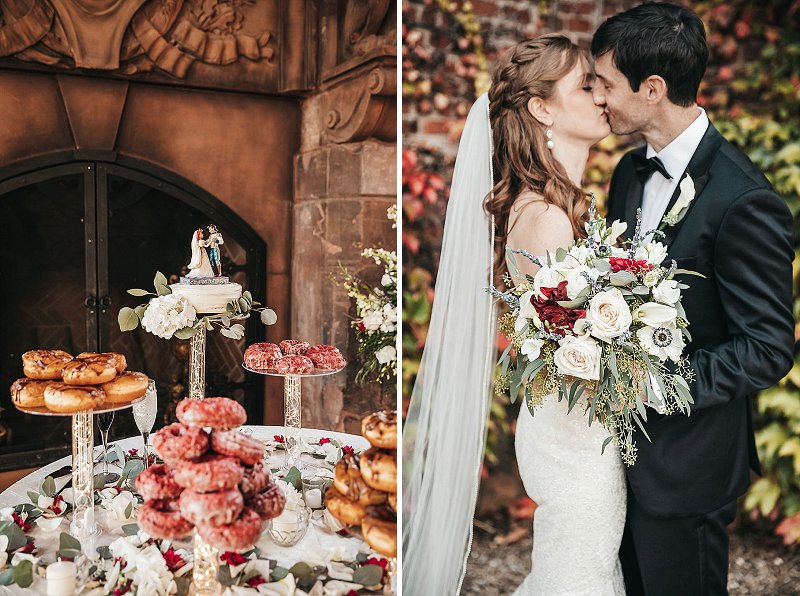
<box><xmin>301</xmin><ymin>474</ymin><xmax>331</xmax><ymax>510</ymax></box>
<box><xmin>267</xmin><ymin>503</ymin><xmax>311</xmax><ymax>547</ymax></box>
<box><xmin>34</xmin><ymin>553</ymin><xmax>85</xmax><ymax>596</ymax></box>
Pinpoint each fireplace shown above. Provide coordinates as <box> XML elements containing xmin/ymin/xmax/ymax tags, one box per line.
<box><xmin>0</xmin><ymin>160</ymin><xmax>266</xmax><ymax>470</ymax></box>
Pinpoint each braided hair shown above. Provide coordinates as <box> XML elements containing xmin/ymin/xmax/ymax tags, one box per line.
<box><xmin>486</xmin><ymin>34</ymin><xmax>590</xmax><ymax>282</ymax></box>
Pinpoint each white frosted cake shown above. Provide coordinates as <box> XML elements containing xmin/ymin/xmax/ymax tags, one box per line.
<box><xmin>170</xmin><ymin>277</ymin><xmax>242</xmax><ymax>314</ymax></box>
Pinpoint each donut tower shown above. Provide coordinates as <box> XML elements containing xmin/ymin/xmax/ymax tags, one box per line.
<box><xmin>140</xmin><ymin>397</ymin><xmax>285</xmax><ymax>589</ymax></box>
<box><xmin>326</xmin><ymin>410</ymin><xmax>398</xmax><ymax>558</ymax></box>
<box><xmin>11</xmin><ymin>350</ymin><xmax>149</xmax><ymax>548</ymax></box>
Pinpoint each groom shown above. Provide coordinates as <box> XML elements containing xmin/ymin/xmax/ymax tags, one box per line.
<box><xmin>592</xmin><ymin>3</ymin><xmax>794</xmax><ymax>595</ymax></box>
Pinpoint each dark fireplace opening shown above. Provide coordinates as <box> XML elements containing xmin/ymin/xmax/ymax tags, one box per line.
<box><xmin>0</xmin><ymin>161</ymin><xmax>266</xmax><ymax>471</ymax></box>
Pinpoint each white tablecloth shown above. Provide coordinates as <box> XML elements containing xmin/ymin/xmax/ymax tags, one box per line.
<box><xmin>0</xmin><ymin>426</ymin><xmax>375</xmax><ymax>594</ymax></box>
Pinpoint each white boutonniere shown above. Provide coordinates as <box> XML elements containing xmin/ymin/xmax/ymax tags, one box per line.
<box><xmin>660</xmin><ymin>174</ymin><xmax>695</xmax><ymax>229</ymax></box>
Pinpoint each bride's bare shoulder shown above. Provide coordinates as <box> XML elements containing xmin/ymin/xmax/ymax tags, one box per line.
<box><xmin>509</xmin><ymin>191</ymin><xmax>572</xmax><ymax>235</ymax></box>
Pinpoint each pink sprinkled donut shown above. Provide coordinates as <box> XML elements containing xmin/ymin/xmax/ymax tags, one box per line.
<box><xmin>176</xmin><ymin>397</ymin><xmax>246</xmax><ymax>429</ymax></box>
<box><xmin>138</xmin><ymin>499</ymin><xmax>193</xmax><ymax>541</ymax></box>
<box><xmin>239</xmin><ymin>461</ymin><xmax>272</xmax><ymax>499</ymax></box>
<box><xmin>274</xmin><ymin>355</ymin><xmax>314</xmax><ymax>374</ymax></box>
<box><xmin>307</xmin><ymin>344</ymin><xmax>335</xmax><ymax>357</ymax></box>
<box><xmin>152</xmin><ymin>423</ymin><xmax>210</xmax><ymax>465</ymax></box>
<box><xmin>173</xmin><ymin>454</ymin><xmax>244</xmax><ymax>493</ymax></box>
<box><xmin>244</xmin><ymin>343</ymin><xmax>282</xmax><ymax>370</ymax></box>
<box><xmin>211</xmin><ymin>429</ymin><xmax>264</xmax><ymax>466</ymax></box>
<box><xmin>197</xmin><ymin>507</ymin><xmax>263</xmax><ymax>551</ymax></box>
<box><xmin>179</xmin><ymin>488</ymin><xmax>244</xmax><ymax>527</ymax></box>
<box><xmin>136</xmin><ymin>464</ymin><xmax>182</xmax><ymax>501</ymax></box>
<box><xmin>247</xmin><ymin>484</ymin><xmax>286</xmax><ymax>521</ymax></box>
<box><xmin>279</xmin><ymin>340</ymin><xmax>311</xmax><ymax>356</ymax></box>
<box><xmin>308</xmin><ymin>348</ymin><xmax>346</xmax><ymax>371</ymax></box>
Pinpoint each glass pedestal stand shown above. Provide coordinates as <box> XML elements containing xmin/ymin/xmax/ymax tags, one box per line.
<box><xmin>192</xmin><ymin>531</ymin><xmax>221</xmax><ymax>596</ymax></box>
<box><xmin>242</xmin><ymin>364</ymin><xmax>345</xmax><ymax>470</ymax></box>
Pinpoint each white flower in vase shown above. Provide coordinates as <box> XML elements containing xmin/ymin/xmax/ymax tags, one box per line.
<box><xmin>141</xmin><ymin>294</ymin><xmax>197</xmax><ymax>339</ymax></box>
<box><xmin>375</xmin><ymin>345</ymin><xmax>397</xmax><ymax>365</ymax></box>
<box><xmin>361</xmin><ymin>310</ymin><xmax>383</xmax><ymax>332</ymax></box>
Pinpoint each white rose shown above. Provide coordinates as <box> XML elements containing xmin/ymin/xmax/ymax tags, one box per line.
<box><xmin>653</xmin><ymin>280</ymin><xmax>681</xmax><ymax>305</ymax></box>
<box><xmin>562</xmin><ymin>266</ymin><xmax>592</xmax><ymax>300</ymax></box>
<box><xmin>586</xmin><ymin>288</ymin><xmax>633</xmax><ymax>343</ymax></box>
<box><xmin>533</xmin><ymin>265</ymin><xmax>561</xmax><ymax>299</ymax></box>
<box><xmin>520</xmin><ymin>337</ymin><xmax>544</xmax><ymax>361</ymax></box>
<box><xmin>375</xmin><ymin>345</ymin><xmax>397</xmax><ymax>364</ymax></box>
<box><xmin>361</xmin><ymin>310</ymin><xmax>383</xmax><ymax>332</ymax></box>
<box><xmin>553</xmin><ymin>335</ymin><xmax>601</xmax><ymax>381</ymax></box>
<box><xmin>635</xmin><ymin>241</ymin><xmax>668</xmax><ymax>266</ymax></box>
<box><xmin>633</xmin><ymin>302</ymin><xmax>677</xmax><ymax>327</ymax></box>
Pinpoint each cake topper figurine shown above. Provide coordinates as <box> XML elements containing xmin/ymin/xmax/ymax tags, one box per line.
<box><xmin>206</xmin><ymin>224</ymin><xmax>224</xmax><ymax>277</ymax></box>
<box><xmin>187</xmin><ymin>229</ymin><xmax>214</xmax><ymax>278</ymax></box>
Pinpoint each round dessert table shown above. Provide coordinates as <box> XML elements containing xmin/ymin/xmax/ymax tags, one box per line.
<box><xmin>0</xmin><ymin>426</ymin><xmax>384</xmax><ymax>595</ymax></box>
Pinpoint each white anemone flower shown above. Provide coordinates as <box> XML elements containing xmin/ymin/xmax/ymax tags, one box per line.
<box><xmin>637</xmin><ymin>323</ymin><xmax>685</xmax><ymax>362</ymax></box>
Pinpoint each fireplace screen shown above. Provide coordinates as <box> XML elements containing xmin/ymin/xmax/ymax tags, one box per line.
<box><xmin>0</xmin><ymin>162</ymin><xmax>266</xmax><ymax>471</ymax></box>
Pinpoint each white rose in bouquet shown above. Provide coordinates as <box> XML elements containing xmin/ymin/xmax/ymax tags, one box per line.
<box><xmin>586</xmin><ymin>288</ymin><xmax>633</xmax><ymax>342</ymax></box>
<box><xmin>554</xmin><ymin>335</ymin><xmax>601</xmax><ymax>381</ymax></box>
<box><xmin>533</xmin><ymin>265</ymin><xmax>561</xmax><ymax>299</ymax></box>
<box><xmin>141</xmin><ymin>295</ymin><xmax>196</xmax><ymax>339</ymax></box>
<box><xmin>653</xmin><ymin>280</ymin><xmax>681</xmax><ymax>305</ymax></box>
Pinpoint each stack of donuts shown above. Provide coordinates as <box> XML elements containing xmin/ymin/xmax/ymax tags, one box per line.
<box><xmin>244</xmin><ymin>340</ymin><xmax>347</xmax><ymax>374</ymax></box>
<box><xmin>139</xmin><ymin>397</ymin><xmax>285</xmax><ymax>550</ymax></box>
<box><xmin>326</xmin><ymin>410</ymin><xmax>397</xmax><ymax>558</ymax></box>
<box><xmin>10</xmin><ymin>349</ymin><xmax>148</xmax><ymax>413</ymax></box>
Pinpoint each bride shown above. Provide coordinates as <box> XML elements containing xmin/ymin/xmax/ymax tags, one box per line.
<box><xmin>187</xmin><ymin>228</ymin><xmax>214</xmax><ymax>277</ymax></box>
<box><xmin>403</xmin><ymin>34</ymin><xmax>625</xmax><ymax>595</ymax></box>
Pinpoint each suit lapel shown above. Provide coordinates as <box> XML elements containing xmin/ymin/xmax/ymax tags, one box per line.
<box><xmin>659</xmin><ymin>123</ymin><xmax>723</xmax><ymax>246</ymax></box>
<box><xmin>622</xmin><ymin>147</ymin><xmax>646</xmax><ymax>233</ymax></box>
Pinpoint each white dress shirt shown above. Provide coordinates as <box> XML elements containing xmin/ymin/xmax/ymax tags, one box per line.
<box><xmin>640</xmin><ymin>107</ymin><xmax>709</xmax><ymax>240</ymax></box>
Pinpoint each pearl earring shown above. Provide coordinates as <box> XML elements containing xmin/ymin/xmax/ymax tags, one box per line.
<box><xmin>546</xmin><ymin>128</ymin><xmax>554</xmax><ymax>150</ymax></box>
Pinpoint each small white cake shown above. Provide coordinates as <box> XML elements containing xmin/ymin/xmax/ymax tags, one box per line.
<box><xmin>170</xmin><ymin>281</ymin><xmax>242</xmax><ymax>314</ymax></box>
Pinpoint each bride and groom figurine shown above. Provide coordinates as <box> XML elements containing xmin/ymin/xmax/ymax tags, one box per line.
<box><xmin>403</xmin><ymin>3</ymin><xmax>795</xmax><ymax>596</ymax></box>
<box><xmin>187</xmin><ymin>224</ymin><xmax>224</xmax><ymax>278</ymax></box>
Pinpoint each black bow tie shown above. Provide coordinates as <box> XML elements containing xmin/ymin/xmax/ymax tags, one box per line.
<box><xmin>631</xmin><ymin>154</ymin><xmax>673</xmax><ymax>183</ymax></box>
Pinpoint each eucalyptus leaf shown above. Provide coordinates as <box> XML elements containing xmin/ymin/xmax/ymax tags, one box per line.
<box><xmin>243</xmin><ymin>291</ymin><xmax>253</xmax><ymax>304</ymax></box>
<box><xmin>591</xmin><ymin>259</ymin><xmax>612</xmax><ymax>273</ymax></box>
<box><xmin>122</xmin><ymin>523</ymin><xmax>139</xmax><ymax>536</ymax></box>
<box><xmin>204</xmin><ymin>317</ymin><xmax>213</xmax><ymax>331</ymax></box>
<box><xmin>238</xmin><ymin>297</ymin><xmax>250</xmax><ymax>314</ymax></box>
<box><xmin>12</xmin><ymin>560</ymin><xmax>32</xmax><ymax>589</ymax></box>
<box><xmin>0</xmin><ymin>522</ymin><xmax>26</xmax><ymax>551</ymax></box>
<box><xmin>672</xmin><ymin>269</ymin><xmax>706</xmax><ymax>278</ymax></box>
<box><xmin>118</xmin><ymin>307</ymin><xmax>140</xmax><ymax>332</ymax></box>
<box><xmin>352</xmin><ymin>564</ymin><xmax>384</xmax><ymax>586</ymax></box>
<box><xmin>134</xmin><ymin>305</ymin><xmax>147</xmax><ymax>321</ymax></box>
<box><xmin>607</xmin><ymin>349</ymin><xmax>620</xmax><ymax>381</ymax></box>
<box><xmin>173</xmin><ymin>326</ymin><xmax>199</xmax><ymax>340</ymax></box>
<box><xmin>59</xmin><ymin>532</ymin><xmax>81</xmax><ymax>552</ymax></box>
<box><xmin>555</xmin><ymin>247</ymin><xmax>568</xmax><ymax>263</ymax></box>
<box><xmin>93</xmin><ymin>474</ymin><xmax>106</xmax><ymax>490</ymax></box>
<box><xmin>609</xmin><ymin>271</ymin><xmax>638</xmax><ymax>286</ymax></box>
<box><xmin>26</xmin><ymin>491</ymin><xmax>39</xmax><ymax>505</ymax></box>
<box><xmin>601</xmin><ymin>435</ymin><xmax>614</xmax><ymax>455</ymax></box>
<box><xmin>220</xmin><ymin>327</ymin><xmax>238</xmax><ymax>340</ymax></box>
<box><xmin>632</xmin><ymin>286</ymin><xmax>651</xmax><ymax>295</ymax></box>
<box><xmin>221</xmin><ymin>316</ymin><xmax>231</xmax><ymax>327</ymax></box>
<box><xmin>0</xmin><ymin>568</ymin><xmax>13</xmax><ymax>585</ymax></box>
<box><xmin>41</xmin><ymin>476</ymin><xmax>56</xmax><ymax>498</ymax></box>
<box><xmin>288</xmin><ymin>562</ymin><xmax>313</xmax><ymax>578</ymax></box>
<box><xmin>97</xmin><ymin>545</ymin><xmax>113</xmax><ymax>560</ymax></box>
<box><xmin>260</xmin><ymin>309</ymin><xmax>278</xmax><ymax>326</ymax></box>
<box><xmin>124</xmin><ymin>502</ymin><xmax>133</xmax><ymax>519</ymax></box>
<box><xmin>271</xmin><ymin>567</ymin><xmax>289</xmax><ymax>581</ymax></box>
<box><xmin>284</xmin><ymin>467</ymin><xmax>302</xmax><ymax>491</ymax></box>
<box><xmin>114</xmin><ymin>444</ymin><xmax>126</xmax><ymax>467</ymax></box>
<box><xmin>631</xmin><ymin>411</ymin><xmax>652</xmax><ymax>442</ymax></box>
<box><xmin>127</xmin><ymin>289</ymin><xmax>153</xmax><ymax>297</ymax></box>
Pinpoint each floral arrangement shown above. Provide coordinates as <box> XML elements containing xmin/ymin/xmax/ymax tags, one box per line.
<box><xmin>117</xmin><ymin>272</ymin><xmax>277</xmax><ymax>340</ymax></box>
<box><xmin>487</xmin><ymin>199</ymin><xmax>701</xmax><ymax>465</ymax></box>
<box><xmin>340</xmin><ymin>206</ymin><xmax>398</xmax><ymax>386</ymax></box>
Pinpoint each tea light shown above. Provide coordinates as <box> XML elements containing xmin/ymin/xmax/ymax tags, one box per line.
<box><xmin>304</xmin><ymin>488</ymin><xmax>322</xmax><ymax>509</ymax></box>
<box><xmin>46</xmin><ymin>560</ymin><xmax>76</xmax><ymax>596</ymax></box>
<box><xmin>271</xmin><ymin>509</ymin><xmax>300</xmax><ymax>532</ymax></box>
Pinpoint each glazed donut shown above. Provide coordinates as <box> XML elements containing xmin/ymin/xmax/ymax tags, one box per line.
<box><xmin>197</xmin><ymin>507</ymin><xmax>262</xmax><ymax>551</ymax></box>
<box><xmin>10</xmin><ymin>378</ymin><xmax>49</xmax><ymax>408</ymax></box>
<box><xmin>308</xmin><ymin>348</ymin><xmax>346</xmax><ymax>371</ymax></box>
<box><xmin>76</xmin><ymin>352</ymin><xmax>127</xmax><ymax>374</ymax></box>
<box><xmin>100</xmin><ymin>371</ymin><xmax>149</xmax><ymax>403</ymax></box>
<box><xmin>22</xmin><ymin>350</ymin><xmax>72</xmax><ymax>380</ymax></box>
<box><xmin>387</xmin><ymin>492</ymin><xmax>396</xmax><ymax>513</ymax></box>
<box><xmin>247</xmin><ymin>483</ymin><xmax>286</xmax><ymax>520</ymax></box>
<box><xmin>279</xmin><ymin>340</ymin><xmax>311</xmax><ymax>356</ymax></box>
<box><xmin>173</xmin><ymin>454</ymin><xmax>244</xmax><ymax>493</ymax></box>
<box><xmin>152</xmin><ymin>423</ymin><xmax>210</xmax><ymax>465</ymax></box>
<box><xmin>138</xmin><ymin>499</ymin><xmax>194</xmax><ymax>541</ymax></box>
<box><xmin>359</xmin><ymin>448</ymin><xmax>397</xmax><ymax>493</ymax></box>
<box><xmin>211</xmin><ymin>429</ymin><xmax>264</xmax><ymax>466</ymax></box>
<box><xmin>324</xmin><ymin>485</ymin><xmax>365</xmax><ymax>526</ymax></box>
<box><xmin>62</xmin><ymin>356</ymin><xmax>117</xmax><ymax>385</ymax></box>
<box><xmin>362</xmin><ymin>410</ymin><xmax>397</xmax><ymax>449</ymax></box>
<box><xmin>239</xmin><ymin>461</ymin><xmax>272</xmax><ymax>498</ymax></box>
<box><xmin>274</xmin><ymin>355</ymin><xmax>314</xmax><ymax>375</ymax></box>
<box><xmin>176</xmin><ymin>397</ymin><xmax>246</xmax><ymax>429</ymax></box>
<box><xmin>334</xmin><ymin>454</ymin><xmax>387</xmax><ymax>506</ymax></box>
<box><xmin>179</xmin><ymin>488</ymin><xmax>244</xmax><ymax>526</ymax></box>
<box><xmin>362</xmin><ymin>505</ymin><xmax>397</xmax><ymax>557</ymax></box>
<box><xmin>244</xmin><ymin>343</ymin><xmax>283</xmax><ymax>370</ymax></box>
<box><xmin>43</xmin><ymin>383</ymin><xmax>105</xmax><ymax>413</ymax></box>
<box><xmin>135</xmin><ymin>464</ymin><xmax>182</xmax><ymax>500</ymax></box>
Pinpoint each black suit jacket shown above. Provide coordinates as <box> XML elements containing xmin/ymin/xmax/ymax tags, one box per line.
<box><xmin>607</xmin><ymin>122</ymin><xmax>795</xmax><ymax>517</ymax></box>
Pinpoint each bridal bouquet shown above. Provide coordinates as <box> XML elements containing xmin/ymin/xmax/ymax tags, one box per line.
<box><xmin>487</xmin><ymin>200</ymin><xmax>700</xmax><ymax>465</ymax></box>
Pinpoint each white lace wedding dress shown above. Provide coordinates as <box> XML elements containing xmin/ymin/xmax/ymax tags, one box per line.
<box><xmin>513</xmin><ymin>392</ymin><xmax>627</xmax><ymax>595</ymax></box>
